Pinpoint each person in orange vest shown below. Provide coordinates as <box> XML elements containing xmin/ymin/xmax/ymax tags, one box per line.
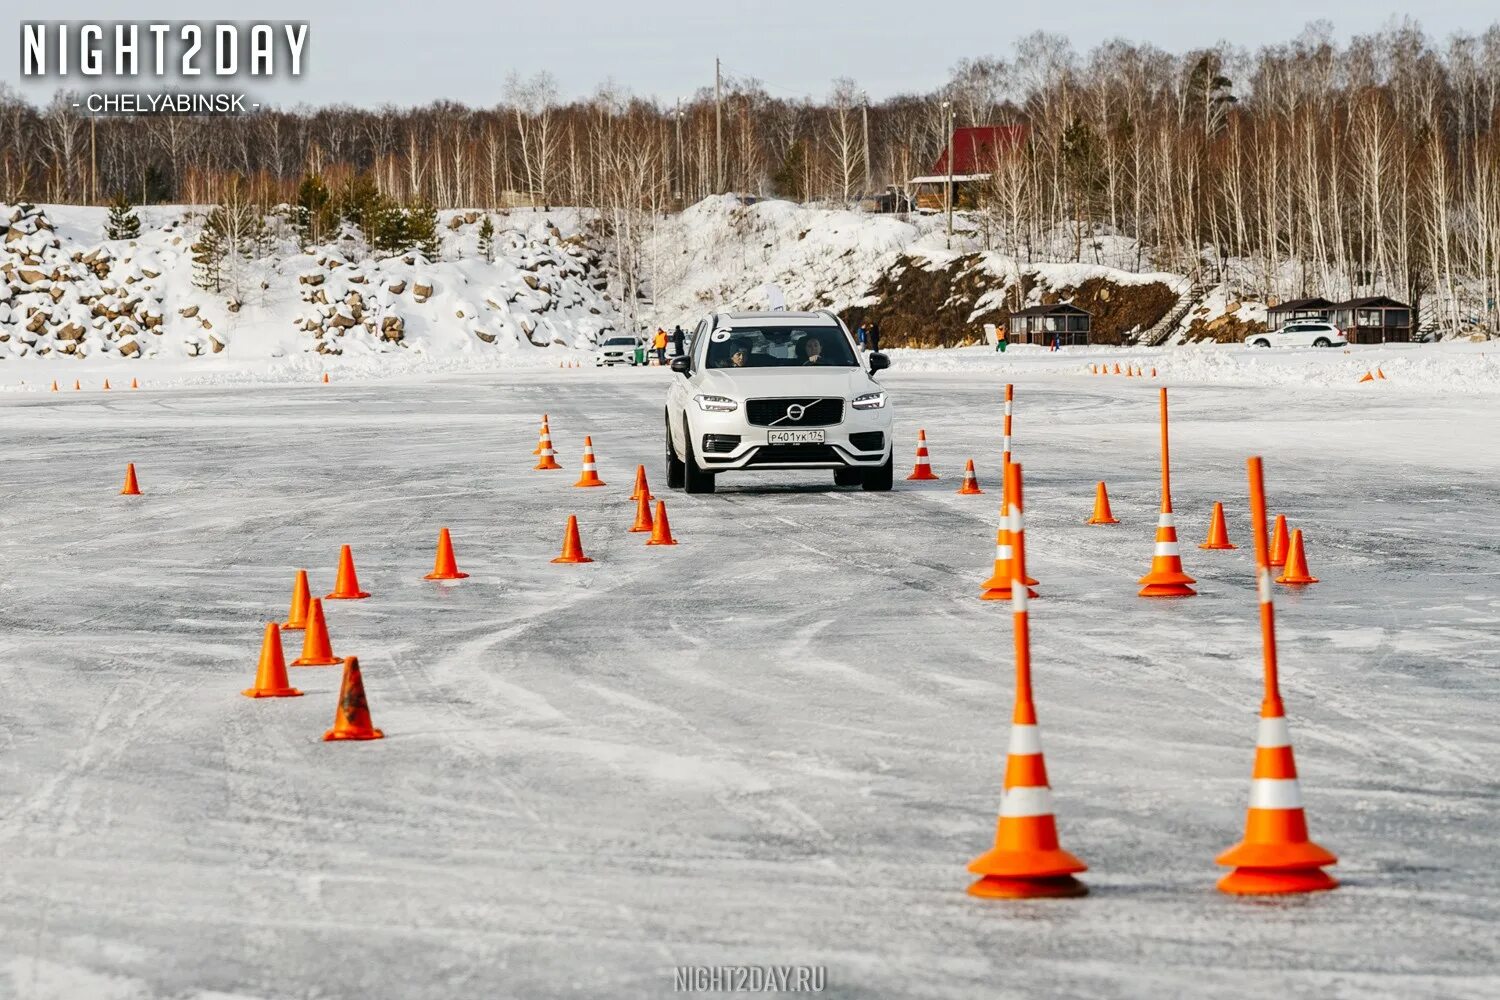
<box><xmin>653</xmin><ymin>328</ymin><xmax>668</xmax><ymax>364</ymax></box>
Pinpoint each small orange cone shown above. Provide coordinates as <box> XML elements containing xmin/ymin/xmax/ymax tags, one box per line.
<box><xmin>646</xmin><ymin>501</ymin><xmax>679</xmax><ymax>545</ymax></box>
<box><xmin>1139</xmin><ymin>388</ymin><xmax>1196</xmax><ymax>597</ymax></box>
<box><xmin>1124</xmin><ymin>366</ymin><xmax>1134</xmax><ymax>378</ymax></box>
<box><xmin>1086</xmin><ymin>482</ymin><xmax>1118</xmax><ymax>524</ymax></box>
<box><xmin>131</xmin><ymin>378</ymin><xmax>139</xmax><ymax>389</ymax></box>
<box><xmin>74</xmin><ymin>380</ymin><xmax>81</xmax><ymax>391</ymax></box>
<box><xmin>1275</xmin><ymin>529</ymin><xmax>1319</xmax><ymax>585</ymax></box>
<box><xmin>1200</xmin><ymin>502</ymin><xmax>1237</xmax><ymax>550</ymax></box>
<box><xmin>906</xmin><ymin>429</ymin><xmax>939</xmax><ymax>480</ymax></box>
<box><xmin>1376</xmin><ymin>367</ymin><xmax>1387</xmax><ymax>380</ymax></box>
<box><xmin>282</xmin><ymin>570</ymin><xmax>311</xmax><ymax>631</ymax></box>
<box><xmin>322</xmin><ymin>372</ymin><xmax>330</xmax><ymax>384</ymax></box>
<box><xmin>957</xmin><ymin>459</ymin><xmax>984</xmax><ymax>494</ymax></box>
<box><xmin>1217</xmin><ymin>457</ymin><xmax>1336</xmax><ymax>895</ymax></box>
<box><xmin>424</xmin><ymin>527</ymin><xmax>469</xmax><ymax>580</ymax></box>
<box><xmin>242</xmin><ymin>623</ymin><xmax>303</xmax><ymax>698</ymax></box>
<box><xmin>119</xmin><ymin>463</ymin><xmax>142</xmax><ymax>495</ymax></box>
<box><xmin>1269</xmin><ymin>515</ymin><xmax>1290</xmax><ymax>568</ymax></box>
<box><xmin>533</xmin><ymin>414</ymin><xmax>549</xmax><ymax>455</ymax></box>
<box><xmin>1112</xmin><ymin>363</ymin><xmax>1121</xmax><ymax>375</ymax></box>
<box><xmin>968</xmin><ymin>461</ymin><xmax>1088</xmax><ymax>899</ymax></box>
<box><xmin>322</xmin><ymin>656</ymin><xmax>385</xmax><ymax>741</ymax></box>
<box><xmin>292</xmin><ymin>598</ymin><xmax>342</xmax><ymax>666</ymax></box>
<box><xmin>573</xmin><ymin>436</ymin><xmax>606</xmax><ymax>487</ymax></box>
<box><xmin>1151</xmin><ymin>367</ymin><xmax>1157</xmax><ymax>377</ymax></box>
<box><xmin>103</xmin><ymin>379</ymin><xmax>111</xmax><ymax>390</ymax></box>
<box><xmin>1358</xmin><ymin>370</ymin><xmax>1374</xmax><ymax>383</ymax></box>
<box><xmin>534</xmin><ymin>423</ymin><xmax>562</xmax><ymax>470</ymax></box>
<box><xmin>326</xmin><ymin>544</ymin><xmax>371</xmax><ymax>599</ymax></box>
<box><xmin>629</xmin><ymin>492</ymin><xmax>655</xmax><ymax>533</ymax></box>
<box><xmin>630</xmin><ymin>464</ymin><xmax>649</xmax><ymax>501</ymax></box>
<box><xmin>552</xmin><ymin>515</ymin><xmax>593</xmax><ymax>563</ymax></box>
<box><xmin>50</xmin><ymin>380</ymin><xmax>58</xmax><ymax>392</ymax></box>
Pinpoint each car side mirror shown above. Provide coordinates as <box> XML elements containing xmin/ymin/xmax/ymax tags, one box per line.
<box><xmin>670</xmin><ymin>356</ymin><xmax>693</xmax><ymax>376</ymax></box>
<box><xmin>867</xmin><ymin>352</ymin><xmax>890</xmax><ymax>374</ymax></box>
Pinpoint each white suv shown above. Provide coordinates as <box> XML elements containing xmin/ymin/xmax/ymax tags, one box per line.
<box><xmin>594</xmin><ymin>335</ymin><xmax>642</xmax><ymax>366</ymax></box>
<box><xmin>1247</xmin><ymin>322</ymin><xmax>1348</xmax><ymax>348</ymax></box>
<box><xmin>664</xmin><ymin>311</ymin><xmax>894</xmax><ymax>493</ymax></box>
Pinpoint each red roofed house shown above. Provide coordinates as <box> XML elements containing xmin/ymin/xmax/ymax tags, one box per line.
<box><xmin>909</xmin><ymin>125</ymin><xmax>1028</xmax><ymax>211</ymax></box>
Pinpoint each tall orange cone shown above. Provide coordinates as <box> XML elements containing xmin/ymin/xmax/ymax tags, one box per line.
<box><xmin>242</xmin><ymin>623</ymin><xmax>303</xmax><ymax>698</ymax></box>
<box><xmin>1200</xmin><ymin>501</ymin><xmax>1236</xmax><ymax>550</ymax></box>
<box><xmin>119</xmin><ymin>463</ymin><xmax>142</xmax><ymax>495</ymax></box>
<box><xmin>1086</xmin><ymin>482</ymin><xmax>1119</xmax><ymax>525</ymax></box>
<box><xmin>424</xmin><ymin>527</ymin><xmax>469</xmax><ymax>580</ymax></box>
<box><xmin>74</xmin><ymin>380</ymin><xmax>81</xmax><ymax>390</ymax></box>
<box><xmin>1217</xmin><ymin>456</ymin><xmax>1337</xmax><ymax>895</ymax></box>
<box><xmin>573</xmin><ymin>436</ymin><xmax>606</xmax><ymax>487</ymax></box>
<box><xmin>322</xmin><ymin>656</ymin><xmax>384</xmax><ymax>741</ymax></box>
<box><xmin>906</xmin><ymin>429</ymin><xmax>939</xmax><ymax>480</ymax></box>
<box><xmin>1001</xmin><ymin>384</ymin><xmax>1014</xmax><ymax>465</ymax></box>
<box><xmin>325</xmin><ymin>544</ymin><xmax>371</xmax><ymax>599</ymax></box>
<box><xmin>533</xmin><ymin>414</ymin><xmax>550</xmax><ymax>455</ymax></box>
<box><xmin>552</xmin><ymin>515</ymin><xmax>593</xmax><ymax>563</ymax></box>
<box><xmin>1151</xmin><ymin>367</ymin><xmax>1158</xmax><ymax>377</ymax></box>
<box><xmin>50</xmin><ymin>380</ymin><xmax>59</xmax><ymax>392</ymax></box>
<box><xmin>968</xmin><ymin>461</ymin><xmax>1088</xmax><ymax>899</ymax></box>
<box><xmin>282</xmin><ymin>570</ymin><xmax>311</xmax><ymax>630</ymax></box>
<box><xmin>131</xmin><ymin>378</ymin><xmax>139</xmax><ymax>390</ymax></box>
<box><xmin>103</xmin><ymin>379</ymin><xmax>111</xmax><ymax>390</ymax></box>
<box><xmin>534</xmin><ymin>422</ymin><xmax>562</xmax><ymax>470</ymax></box>
<box><xmin>1275</xmin><ymin>529</ymin><xmax>1319</xmax><ymax>585</ymax></box>
<box><xmin>292</xmin><ymin>598</ymin><xmax>342</xmax><ymax>666</ymax></box>
<box><xmin>1269</xmin><ymin>515</ymin><xmax>1290</xmax><ymax>568</ymax></box>
<box><xmin>1138</xmin><ymin>388</ymin><xmax>1196</xmax><ymax>597</ymax></box>
<box><xmin>957</xmin><ymin>459</ymin><xmax>984</xmax><ymax>494</ymax></box>
<box><xmin>980</xmin><ymin>458</ymin><xmax>1038</xmax><ymax>600</ymax></box>
<box><xmin>629</xmin><ymin>492</ymin><xmax>655</xmax><ymax>533</ymax></box>
<box><xmin>630</xmin><ymin>464</ymin><xmax>649</xmax><ymax>502</ymax></box>
<box><xmin>646</xmin><ymin>500</ymin><xmax>679</xmax><ymax>545</ymax></box>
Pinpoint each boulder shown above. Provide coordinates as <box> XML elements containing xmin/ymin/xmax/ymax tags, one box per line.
<box><xmin>299</xmin><ymin>272</ymin><xmax>325</xmax><ymax>286</ymax></box>
<box><xmin>474</xmin><ymin>329</ymin><xmax>496</xmax><ymax>344</ymax></box>
<box><xmin>118</xmin><ymin>338</ymin><xmax>140</xmax><ymax>357</ymax></box>
<box><xmin>56</xmin><ymin>322</ymin><xmax>86</xmax><ymax>342</ymax></box>
<box><xmin>387</xmin><ymin>280</ymin><xmax>406</xmax><ymax>295</ymax></box>
<box><xmin>412</xmin><ymin>281</ymin><xmax>433</xmax><ymax>302</ymax></box>
<box><xmin>380</xmin><ymin>315</ymin><xmax>404</xmax><ymax>341</ymax></box>
<box><xmin>179</xmin><ymin>304</ymin><xmax>200</xmax><ymax>318</ymax></box>
<box><xmin>209</xmin><ymin>333</ymin><xmax>227</xmax><ymax>353</ymax></box>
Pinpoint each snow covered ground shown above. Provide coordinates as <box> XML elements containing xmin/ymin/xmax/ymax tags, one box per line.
<box><xmin>1</xmin><ymin>368</ymin><xmax>1498</xmax><ymax>999</ymax></box>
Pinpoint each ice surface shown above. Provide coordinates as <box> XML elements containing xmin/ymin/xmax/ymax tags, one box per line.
<box><xmin>0</xmin><ymin>368</ymin><xmax>1497</xmax><ymax>999</ymax></box>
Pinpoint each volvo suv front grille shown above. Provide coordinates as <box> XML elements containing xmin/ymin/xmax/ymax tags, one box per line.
<box><xmin>745</xmin><ymin>397</ymin><xmax>845</xmax><ymax>427</ymax></box>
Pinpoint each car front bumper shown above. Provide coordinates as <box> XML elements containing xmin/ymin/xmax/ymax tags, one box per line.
<box><xmin>688</xmin><ymin>406</ymin><xmax>893</xmax><ymax>470</ymax></box>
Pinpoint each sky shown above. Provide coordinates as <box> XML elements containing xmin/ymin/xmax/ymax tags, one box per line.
<box><xmin>4</xmin><ymin>1</ymin><xmax>1496</xmax><ymax>109</ymax></box>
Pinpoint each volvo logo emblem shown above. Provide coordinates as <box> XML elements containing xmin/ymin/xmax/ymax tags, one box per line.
<box><xmin>785</xmin><ymin>403</ymin><xmax>806</xmax><ymax>421</ymax></box>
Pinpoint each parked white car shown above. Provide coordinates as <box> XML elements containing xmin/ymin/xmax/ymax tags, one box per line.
<box><xmin>594</xmin><ymin>335</ymin><xmax>643</xmax><ymax>366</ymax></box>
<box><xmin>664</xmin><ymin>311</ymin><xmax>894</xmax><ymax>493</ymax></box>
<box><xmin>1246</xmin><ymin>322</ymin><xmax>1348</xmax><ymax>348</ymax></box>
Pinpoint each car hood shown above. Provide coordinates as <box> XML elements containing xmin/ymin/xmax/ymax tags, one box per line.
<box><xmin>694</xmin><ymin>367</ymin><xmax>880</xmax><ymax>399</ymax></box>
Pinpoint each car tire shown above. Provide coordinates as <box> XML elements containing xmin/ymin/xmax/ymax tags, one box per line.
<box><xmin>666</xmin><ymin>411</ymin><xmax>686</xmax><ymax>489</ymax></box>
<box><xmin>1250</xmin><ymin>339</ymin><xmax>1270</xmax><ymax>348</ymax></box>
<box><xmin>860</xmin><ymin>454</ymin><xmax>894</xmax><ymax>492</ymax></box>
<box><xmin>683</xmin><ymin>427</ymin><xmax>716</xmax><ymax>494</ymax></box>
<box><xmin>833</xmin><ymin>467</ymin><xmax>863</xmax><ymax>487</ymax></box>
<box><xmin>1313</xmin><ymin>338</ymin><xmax>1331</xmax><ymax>347</ymax></box>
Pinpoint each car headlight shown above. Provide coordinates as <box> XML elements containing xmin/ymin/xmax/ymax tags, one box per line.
<box><xmin>851</xmin><ymin>391</ymin><xmax>887</xmax><ymax>410</ymax></box>
<box><xmin>694</xmin><ymin>394</ymin><xmax>739</xmax><ymax>413</ymax></box>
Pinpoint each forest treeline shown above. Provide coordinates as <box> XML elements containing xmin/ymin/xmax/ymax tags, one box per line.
<box><xmin>3</xmin><ymin>21</ymin><xmax>1498</xmax><ymax>329</ymax></box>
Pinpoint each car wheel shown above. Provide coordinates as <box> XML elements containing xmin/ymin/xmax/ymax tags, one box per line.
<box><xmin>665</xmin><ymin>411</ymin><xmax>686</xmax><ymax>489</ymax></box>
<box><xmin>833</xmin><ymin>467</ymin><xmax>863</xmax><ymax>487</ymax></box>
<box><xmin>1313</xmin><ymin>337</ymin><xmax>1331</xmax><ymax>347</ymax></box>
<box><xmin>1250</xmin><ymin>339</ymin><xmax>1270</xmax><ymax>348</ymax></box>
<box><xmin>860</xmin><ymin>453</ymin><xmax>894</xmax><ymax>492</ymax></box>
<box><xmin>683</xmin><ymin>426</ymin><xmax>716</xmax><ymax>494</ymax></box>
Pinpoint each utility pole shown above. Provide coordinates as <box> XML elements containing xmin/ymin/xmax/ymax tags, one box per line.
<box><xmin>675</xmin><ymin>97</ymin><xmax>684</xmax><ymax>206</ymax></box>
<box><xmin>715</xmin><ymin>58</ymin><xmax>723</xmax><ymax>193</ymax></box>
<box><xmin>861</xmin><ymin>102</ymin><xmax>870</xmax><ymax>198</ymax></box>
<box><xmin>943</xmin><ymin>100</ymin><xmax>954</xmax><ymax>248</ymax></box>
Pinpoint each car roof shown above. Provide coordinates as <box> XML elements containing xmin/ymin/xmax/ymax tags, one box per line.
<box><xmin>718</xmin><ymin>311</ymin><xmax>839</xmax><ymax>326</ymax></box>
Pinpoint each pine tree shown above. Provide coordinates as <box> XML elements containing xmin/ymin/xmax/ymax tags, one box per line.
<box><xmin>477</xmin><ymin>214</ymin><xmax>495</xmax><ymax>262</ymax></box>
<box><xmin>368</xmin><ymin>198</ymin><xmax>409</xmax><ymax>256</ymax></box>
<box><xmin>191</xmin><ymin>212</ymin><xmax>224</xmax><ymax>293</ymax></box>
<box><xmin>339</xmin><ymin>174</ymin><xmax>383</xmax><ymax>235</ymax></box>
<box><xmin>406</xmin><ymin>200</ymin><xmax>442</xmax><ymax>261</ymax></box>
<box><xmin>293</xmin><ymin>174</ymin><xmax>335</xmax><ymax>248</ymax></box>
<box><xmin>105</xmin><ymin>193</ymin><xmax>141</xmax><ymax>241</ymax></box>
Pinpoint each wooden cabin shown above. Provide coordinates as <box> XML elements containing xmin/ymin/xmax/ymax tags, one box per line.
<box><xmin>1265</xmin><ymin>297</ymin><xmax>1336</xmax><ymax>331</ymax></box>
<box><xmin>1007</xmin><ymin>303</ymin><xmax>1092</xmax><ymax>346</ymax></box>
<box><xmin>909</xmin><ymin>125</ymin><xmax>1027</xmax><ymax>211</ymax></box>
<box><xmin>1330</xmin><ymin>296</ymin><xmax>1413</xmax><ymax>344</ymax></box>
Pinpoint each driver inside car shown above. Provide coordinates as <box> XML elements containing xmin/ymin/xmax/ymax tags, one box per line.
<box><xmin>801</xmin><ymin>336</ymin><xmax>824</xmax><ymax>365</ymax></box>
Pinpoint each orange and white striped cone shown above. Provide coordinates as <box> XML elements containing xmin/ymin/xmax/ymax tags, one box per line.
<box><xmin>980</xmin><ymin>458</ymin><xmax>1038</xmax><ymax>600</ymax></box>
<box><xmin>533</xmin><ymin>424</ymin><xmax>562</xmax><ymax>470</ymax></box>
<box><xmin>906</xmin><ymin>429</ymin><xmax>938</xmax><ymax>480</ymax></box>
<box><xmin>1001</xmin><ymin>383</ymin><xmax>1014</xmax><ymax>465</ymax></box>
<box><xmin>957</xmin><ymin>459</ymin><xmax>984</xmax><ymax>495</ymax></box>
<box><xmin>1138</xmin><ymin>388</ymin><xmax>1196</xmax><ymax>597</ymax></box>
<box><xmin>968</xmin><ymin>461</ymin><xmax>1088</xmax><ymax>899</ymax></box>
<box><xmin>532</xmin><ymin>414</ymin><xmax>549</xmax><ymax>455</ymax></box>
<box><xmin>573</xmin><ymin>436</ymin><xmax>606</xmax><ymax>487</ymax></box>
<box><xmin>1217</xmin><ymin>457</ymin><xmax>1337</xmax><ymax>895</ymax></box>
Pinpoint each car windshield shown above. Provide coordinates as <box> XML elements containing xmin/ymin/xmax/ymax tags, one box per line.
<box><xmin>705</xmin><ymin>325</ymin><xmax>856</xmax><ymax>369</ymax></box>
<box><xmin>603</xmin><ymin>337</ymin><xmax>636</xmax><ymax>346</ymax></box>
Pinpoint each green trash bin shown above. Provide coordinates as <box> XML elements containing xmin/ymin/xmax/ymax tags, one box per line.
<box><xmin>633</xmin><ymin>345</ymin><xmax>646</xmax><ymax>366</ymax></box>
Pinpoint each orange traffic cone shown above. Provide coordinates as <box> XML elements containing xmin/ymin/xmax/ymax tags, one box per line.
<box><xmin>573</xmin><ymin>436</ymin><xmax>606</xmax><ymax>487</ymax></box>
<box><xmin>103</xmin><ymin>379</ymin><xmax>111</xmax><ymax>390</ymax></box>
<box><xmin>968</xmin><ymin>461</ymin><xmax>1088</xmax><ymax>899</ymax></box>
<box><xmin>552</xmin><ymin>515</ymin><xmax>593</xmax><ymax>563</ymax></box>
<box><xmin>74</xmin><ymin>380</ymin><xmax>81</xmax><ymax>390</ymax></box>
<box><xmin>629</xmin><ymin>492</ymin><xmax>655</xmax><ymax>533</ymax></box>
<box><xmin>906</xmin><ymin>429</ymin><xmax>938</xmax><ymax>480</ymax></box>
<box><xmin>1124</xmin><ymin>366</ymin><xmax>1134</xmax><ymax>378</ymax></box>
<box><xmin>50</xmin><ymin>380</ymin><xmax>58</xmax><ymax>392</ymax></box>
<box><xmin>533</xmin><ymin>414</ymin><xmax>549</xmax><ymax>455</ymax></box>
<box><xmin>1217</xmin><ymin>456</ymin><xmax>1337</xmax><ymax>895</ymax></box>
<box><xmin>282</xmin><ymin>570</ymin><xmax>311</xmax><ymax>631</ymax></box>
<box><xmin>322</xmin><ymin>656</ymin><xmax>384</xmax><ymax>741</ymax></box>
<box><xmin>326</xmin><ymin>545</ymin><xmax>371</xmax><ymax>599</ymax></box>
<box><xmin>131</xmin><ymin>378</ymin><xmax>139</xmax><ymax>389</ymax></box>
<box><xmin>292</xmin><ymin>598</ymin><xmax>342</xmax><ymax>666</ymax></box>
<box><xmin>534</xmin><ymin>423</ymin><xmax>562</xmax><ymax>470</ymax></box>
<box><xmin>1200</xmin><ymin>501</ymin><xmax>1236</xmax><ymax>550</ymax></box>
<box><xmin>957</xmin><ymin>459</ymin><xmax>984</xmax><ymax>494</ymax></box>
<box><xmin>242</xmin><ymin>623</ymin><xmax>303</xmax><ymax>698</ymax></box>
<box><xmin>322</xmin><ymin>372</ymin><xmax>330</xmax><ymax>384</ymax></box>
<box><xmin>424</xmin><ymin>527</ymin><xmax>469</xmax><ymax>580</ymax></box>
<box><xmin>1269</xmin><ymin>515</ymin><xmax>1290</xmax><ymax>568</ymax></box>
<box><xmin>1275</xmin><ymin>529</ymin><xmax>1318</xmax><ymax>585</ymax></box>
<box><xmin>119</xmin><ymin>463</ymin><xmax>142</xmax><ymax>495</ymax></box>
<box><xmin>1151</xmin><ymin>367</ymin><xmax>1158</xmax><ymax>377</ymax></box>
<box><xmin>1112</xmin><ymin>363</ymin><xmax>1121</xmax><ymax>375</ymax></box>
<box><xmin>630</xmin><ymin>464</ymin><xmax>649</xmax><ymax>502</ymax></box>
<box><xmin>646</xmin><ymin>501</ymin><xmax>679</xmax><ymax>545</ymax></box>
<box><xmin>1086</xmin><ymin>482</ymin><xmax>1118</xmax><ymax>524</ymax></box>
<box><xmin>1358</xmin><ymin>370</ymin><xmax>1374</xmax><ymax>383</ymax></box>
<box><xmin>1376</xmin><ymin>367</ymin><xmax>1387</xmax><ymax>380</ymax></box>
<box><xmin>1139</xmin><ymin>388</ymin><xmax>1196</xmax><ymax>597</ymax></box>
<box><xmin>980</xmin><ymin>458</ymin><xmax>1038</xmax><ymax>600</ymax></box>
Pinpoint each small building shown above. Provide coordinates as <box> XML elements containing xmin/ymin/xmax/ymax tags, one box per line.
<box><xmin>1331</xmin><ymin>296</ymin><xmax>1412</xmax><ymax>344</ymax></box>
<box><xmin>1266</xmin><ymin>297</ymin><xmax>1336</xmax><ymax>331</ymax></box>
<box><xmin>1007</xmin><ymin>302</ymin><xmax>1092</xmax><ymax>346</ymax></box>
<box><xmin>909</xmin><ymin>125</ymin><xmax>1027</xmax><ymax>211</ymax></box>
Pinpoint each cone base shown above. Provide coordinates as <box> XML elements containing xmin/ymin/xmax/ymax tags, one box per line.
<box><xmin>1086</xmin><ymin>516</ymin><xmax>1119</xmax><ymax>525</ymax></box>
<box><xmin>906</xmin><ymin>470</ymin><xmax>939</xmax><ymax>481</ymax></box>
<box><xmin>325</xmin><ymin>591</ymin><xmax>371</xmax><ymax>600</ymax></box>
<box><xmin>1216</xmin><ymin>837</ymin><xmax>1337</xmax><ymax>870</ymax></box>
<box><xmin>980</xmin><ymin>586</ymin><xmax>1039</xmax><ymax>601</ymax></box>
<box><xmin>968</xmin><ymin>875</ymin><xmax>1088</xmax><ymax>899</ymax></box>
<box><xmin>424</xmin><ymin>571</ymin><xmax>470</xmax><ymax>580</ymax></box>
<box><xmin>574</xmin><ymin>481</ymin><xmax>606</xmax><ymax>488</ymax></box>
<box><xmin>120</xmin><ymin>489</ymin><xmax>142</xmax><ymax>496</ymax></box>
<box><xmin>1276</xmin><ymin>574</ymin><xmax>1318</xmax><ymax>585</ymax></box>
<box><xmin>242</xmin><ymin>686</ymin><xmax>303</xmax><ymax>698</ymax></box>
<box><xmin>280</xmin><ymin>622</ymin><xmax>306</xmax><ymax>631</ymax></box>
<box><xmin>322</xmin><ymin>727</ymin><xmax>385</xmax><ymax>741</ymax></box>
<box><xmin>1139</xmin><ymin>582</ymin><xmax>1198</xmax><ymax>597</ymax></box>
<box><xmin>646</xmin><ymin>538</ymin><xmax>679</xmax><ymax>546</ymax></box>
<box><xmin>551</xmin><ymin>555</ymin><xmax>594</xmax><ymax>564</ymax></box>
<box><xmin>1217</xmin><ymin>866</ymin><xmax>1338</xmax><ymax>895</ymax></box>
<box><xmin>291</xmin><ymin>656</ymin><xmax>342</xmax><ymax>667</ymax></box>
<box><xmin>958</xmin><ymin>485</ymin><xmax>984</xmax><ymax>495</ymax></box>
<box><xmin>629</xmin><ymin>524</ymin><xmax>653</xmax><ymax>533</ymax></box>
<box><xmin>1200</xmin><ymin>541</ymin><xmax>1237</xmax><ymax>550</ymax></box>
<box><xmin>534</xmin><ymin>460</ymin><xmax>562</xmax><ymax>470</ymax></box>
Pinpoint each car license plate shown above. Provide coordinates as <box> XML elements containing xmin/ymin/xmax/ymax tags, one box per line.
<box><xmin>768</xmin><ymin>430</ymin><xmax>825</xmax><ymax>444</ymax></box>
